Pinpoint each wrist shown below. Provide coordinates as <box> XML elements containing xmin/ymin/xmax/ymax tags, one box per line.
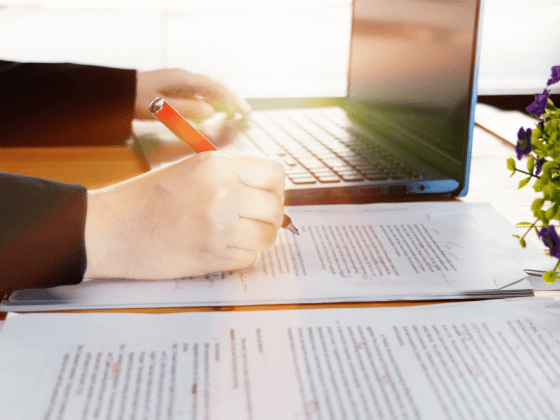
<box><xmin>84</xmin><ymin>188</ymin><xmax>127</xmax><ymax>279</ymax></box>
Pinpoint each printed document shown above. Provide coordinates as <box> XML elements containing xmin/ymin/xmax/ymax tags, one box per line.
<box><xmin>1</xmin><ymin>298</ymin><xmax>560</xmax><ymax>419</ymax></box>
<box><xmin>1</xmin><ymin>202</ymin><xmax>546</xmax><ymax>311</ymax></box>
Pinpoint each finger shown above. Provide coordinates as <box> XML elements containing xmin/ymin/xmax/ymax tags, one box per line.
<box><xmin>226</xmin><ymin>218</ymin><xmax>278</xmax><ymax>251</ymax></box>
<box><xmin>190</xmin><ymin>74</ymin><xmax>252</xmax><ymax>115</ymax></box>
<box><xmin>238</xmin><ymin>185</ymin><xmax>284</xmax><ymax>228</ymax></box>
<box><xmin>162</xmin><ymin>97</ymin><xmax>214</xmax><ymax>121</ymax></box>
<box><xmin>220</xmin><ymin>248</ymin><xmax>258</xmax><ymax>272</ymax></box>
<box><xmin>233</xmin><ymin>155</ymin><xmax>286</xmax><ymax>198</ymax></box>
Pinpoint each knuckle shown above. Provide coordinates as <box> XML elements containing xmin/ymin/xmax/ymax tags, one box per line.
<box><xmin>271</xmin><ymin>159</ymin><xmax>285</xmax><ymax>175</ymax></box>
<box><xmin>270</xmin><ymin>161</ymin><xmax>286</xmax><ymax>183</ymax></box>
<box><xmin>245</xmin><ymin>251</ymin><xmax>258</xmax><ymax>268</ymax></box>
<box><xmin>232</xmin><ymin>251</ymin><xmax>258</xmax><ymax>271</ymax></box>
<box><xmin>260</xmin><ymin>224</ymin><xmax>278</xmax><ymax>250</ymax></box>
<box><xmin>273</xmin><ymin>204</ymin><xmax>284</xmax><ymax>228</ymax></box>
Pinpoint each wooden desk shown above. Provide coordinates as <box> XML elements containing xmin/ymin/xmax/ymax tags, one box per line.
<box><xmin>0</xmin><ymin>127</ymin><xmax>547</xmax><ymax>318</ymax></box>
<box><xmin>0</xmin><ymin>146</ymin><xmax>149</xmax><ymax>190</ymax></box>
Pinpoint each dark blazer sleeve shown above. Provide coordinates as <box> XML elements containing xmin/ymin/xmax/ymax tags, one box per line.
<box><xmin>0</xmin><ymin>60</ymin><xmax>137</xmax><ymax>147</ymax></box>
<box><xmin>0</xmin><ymin>172</ymin><xmax>87</xmax><ymax>293</ymax></box>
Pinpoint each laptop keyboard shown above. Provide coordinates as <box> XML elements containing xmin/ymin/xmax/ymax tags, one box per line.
<box><xmin>243</xmin><ymin>108</ymin><xmax>424</xmax><ymax>185</ymax></box>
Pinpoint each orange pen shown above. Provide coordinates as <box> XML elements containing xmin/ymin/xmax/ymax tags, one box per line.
<box><xmin>148</xmin><ymin>97</ymin><xmax>299</xmax><ymax>235</ymax></box>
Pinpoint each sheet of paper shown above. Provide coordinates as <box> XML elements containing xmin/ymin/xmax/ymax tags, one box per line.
<box><xmin>2</xmin><ymin>298</ymin><xmax>560</xmax><ymax>419</ymax></box>
<box><xmin>475</xmin><ymin>103</ymin><xmax>538</xmax><ymax>146</ymax></box>
<box><xmin>2</xmin><ymin>202</ymin><xmax>546</xmax><ymax>311</ymax></box>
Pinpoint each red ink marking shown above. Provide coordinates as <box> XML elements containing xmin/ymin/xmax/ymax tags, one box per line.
<box><xmin>468</xmin><ymin>366</ymin><xmax>482</xmax><ymax>377</ymax></box>
<box><xmin>238</xmin><ymin>271</ymin><xmax>248</xmax><ymax>292</ymax></box>
<box><xmin>543</xmin><ymin>327</ymin><xmax>557</xmax><ymax>338</ymax></box>
<box><xmin>379</xmin><ymin>375</ymin><xmax>391</xmax><ymax>385</ymax></box>
<box><xmin>446</xmin><ymin>241</ymin><xmax>463</xmax><ymax>249</ymax></box>
<box><xmin>109</xmin><ymin>362</ymin><xmax>119</xmax><ymax>380</ymax></box>
<box><xmin>455</xmin><ymin>330</ymin><xmax>470</xmax><ymax>341</ymax></box>
<box><xmin>305</xmin><ymin>400</ymin><xmax>319</xmax><ymax>416</ymax></box>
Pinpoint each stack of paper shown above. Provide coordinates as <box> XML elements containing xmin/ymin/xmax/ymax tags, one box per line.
<box><xmin>475</xmin><ymin>103</ymin><xmax>538</xmax><ymax>146</ymax></box>
<box><xmin>2</xmin><ymin>298</ymin><xmax>560</xmax><ymax>419</ymax></box>
<box><xmin>0</xmin><ymin>202</ymin><xmax>547</xmax><ymax>311</ymax></box>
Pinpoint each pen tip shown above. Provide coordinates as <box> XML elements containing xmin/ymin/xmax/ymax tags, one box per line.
<box><xmin>282</xmin><ymin>214</ymin><xmax>299</xmax><ymax>235</ymax></box>
<box><xmin>285</xmin><ymin>224</ymin><xmax>300</xmax><ymax>235</ymax></box>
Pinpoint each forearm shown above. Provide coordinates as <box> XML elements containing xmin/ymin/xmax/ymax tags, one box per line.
<box><xmin>0</xmin><ymin>60</ymin><xmax>136</xmax><ymax>147</ymax></box>
<box><xmin>0</xmin><ymin>173</ymin><xmax>87</xmax><ymax>293</ymax></box>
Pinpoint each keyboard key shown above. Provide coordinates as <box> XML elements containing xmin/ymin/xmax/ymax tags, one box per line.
<box><xmin>282</xmin><ymin>156</ymin><xmax>298</xmax><ymax>166</ymax></box>
<box><xmin>285</xmin><ymin>171</ymin><xmax>309</xmax><ymax>178</ymax></box>
<box><xmin>313</xmin><ymin>151</ymin><xmax>338</xmax><ymax>160</ymax></box>
<box><xmin>354</xmin><ymin>164</ymin><xmax>378</xmax><ymax>172</ymax></box>
<box><xmin>340</xmin><ymin>174</ymin><xmax>364</xmax><ymax>182</ymax></box>
<box><xmin>335</xmin><ymin>169</ymin><xmax>362</xmax><ymax>177</ymax></box>
<box><xmin>311</xmin><ymin>168</ymin><xmax>336</xmax><ymax>176</ymax></box>
<box><xmin>317</xmin><ymin>175</ymin><xmax>341</xmax><ymax>183</ymax></box>
<box><xmin>290</xmin><ymin>177</ymin><xmax>317</xmax><ymax>184</ymax></box>
<box><xmin>344</xmin><ymin>156</ymin><xmax>370</xmax><ymax>165</ymax></box>
<box><xmin>297</xmin><ymin>157</ymin><xmax>328</xmax><ymax>169</ymax></box>
<box><xmin>288</xmin><ymin>172</ymin><xmax>314</xmax><ymax>179</ymax></box>
<box><xmin>291</xmin><ymin>151</ymin><xmax>314</xmax><ymax>159</ymax></box>
<box><xmin>322</xmin><ymin>158</ymin><xmax>350</xmax><ymax>169</ymax></box>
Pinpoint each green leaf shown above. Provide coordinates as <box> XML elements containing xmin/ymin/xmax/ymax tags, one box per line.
<box><xmin>543</xmin><ymin>183</ymin><xmax>558</xmax><ymax>201</ymax></box>
<box><xmin>533</xmin><ymin>178</ymin><xmax>543</xmax><ymax>192</ymax></box>
<box><xmin>518</xmin><ymin>177</ymin><xmax>531</xmax><ymax>189</ymax></box>
<box><xmin>541</xmin><ymin>212</ymin><xmax>550</xmax><ymax>226</ymax></box>
<box><xmin>550</xmin><ymin>204</ymin><xmax>560</xmax><ymax>222</ymax></box>
<box><xmin>532</xmin><ymin>198</ymin><xmax>546</xmax><ymax>213</ymax></box>
<box><xmin>506</xmin><ymin>157</ymin><xmax>516</xmax><ymax>172</ymax></box>
<box><xmin>543</xmin><ymin>271</ymin><xmax>558</xmax><ymax>284</ymax></box>
<box><xmin>533</xmin><ymin>127</ymin><xmax>542</xmax><ymax>140</ymax></box>
<box><xmin>519</xmin><ymin>236</ymin><xmax>527</xmax><ymax>248</ymax></box>
<box><xmin>543</xmin><ymin>160</ymin><xmax>557</xmax><ymax>174</ymax></box>
<box><xmin>516</xmin><ymin>222</ymin><xmax>534</xmax><ymax>226</ymax></box>
<box><xmin>527</xmin><ymin>154</ymin><xmax>535</xmax><ymax>174</ymax></box>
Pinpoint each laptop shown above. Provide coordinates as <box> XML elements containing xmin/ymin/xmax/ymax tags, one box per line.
<box><xmin>134</xmin><ymin>0</ymin><xmax>483</xmax><ymax>206</ymax></box>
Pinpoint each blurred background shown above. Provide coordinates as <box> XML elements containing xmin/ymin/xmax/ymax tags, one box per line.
<box><xmin>0</xmin><ymin>0</ymin><xmax>559</xmax><ymax>99</ymax></box>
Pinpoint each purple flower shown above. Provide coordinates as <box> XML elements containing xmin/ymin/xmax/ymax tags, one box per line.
<box><xmin>527</xmin><ymin>89</ymin><xmax>550</xmax><ymax>117</ymax></box>
<box><xmin>539</xmin><ymin>225</ymin><xmax>560</xmax><ymax>258</ymax></box>
<box><xmin>547</xmin><ymin>66</ymin><xmax>560</xmax><ymax>86</ymax></box>
<box><xmin>535</xmin><ymin>155</ymin><xmax>546</xmax><ymax>175</ymax></box>
<box><xmin>515</xmin><ymin>127</ymin><xmax>532</xmax><ymax>160</ymax></box>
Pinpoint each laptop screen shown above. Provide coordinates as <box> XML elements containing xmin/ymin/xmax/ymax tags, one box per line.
<box><xmin>347</xmin><ymin>0</ymin><xmax>480</xmax><ymax>181</ymax></box>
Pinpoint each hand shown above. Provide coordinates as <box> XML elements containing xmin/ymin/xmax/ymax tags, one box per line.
<box><xmin>134</xmin><ymin>68</ymin><xmax>252</xmax><ymax>121</ymax></box>
<box><xmin>84</xmin><ymin>152</ymin><xmax>285</xmax><ymax>280</ymax></box>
